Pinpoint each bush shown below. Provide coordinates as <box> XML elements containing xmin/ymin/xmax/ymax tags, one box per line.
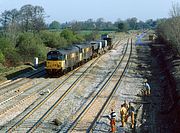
<box><xmin>4</xmin><ymin>49</ymin><xmax>21</xmax><ymax>67</ymax></box>
<box><xmin>40</xmin><ymin>31</ymin><xmax>68</xmax><ymax>48</ymax></box>
<box><xmin>0</xmin><ymin>37</ymin><xmax>14</xmax><ymax>54</ymax></box>
<box><xmin>83</xmin><ymin>31</ymin><xmax>100</xmax><ymax>41</ymax></box>
<box><xmin>16</xmin><ymin>32</ymin><xmax>47</xmax><ymax>62</ymax></box>
<box><xmin>0</xmin><ymin>37</ymin><xmax>21</xmax><ymax>66</ymax></box>
<box><xmin>0</xmin><ymin>51</ymin><xmax>5</xmax><ymax>64</ymax></box>
<box><xmin>60</xmin><ymin>29</ymin><xmax>84</xmax><ymax>44</ymax></box>
<box><xmin>74</xmin><ymin>34</ymin><xmax>84</xmax><ymax>43</ymax></box>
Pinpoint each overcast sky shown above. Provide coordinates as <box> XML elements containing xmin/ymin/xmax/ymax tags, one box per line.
<box><xmin>0</xmin><ymin>0</ymin><xmax>179</xmax><ymax>23</ymax></box>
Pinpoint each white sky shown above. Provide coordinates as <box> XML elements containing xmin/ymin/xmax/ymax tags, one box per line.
<box><xmin>0</xmin><ymin>0</ymin><xmax>179</xmax><ymax>23</ymax></box>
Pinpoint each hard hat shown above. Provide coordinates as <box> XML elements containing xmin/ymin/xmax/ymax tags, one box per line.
<box><xmin>144</xmin><ymin>79</ymin><xmax>147</xmax><ymax>82</ymax></box>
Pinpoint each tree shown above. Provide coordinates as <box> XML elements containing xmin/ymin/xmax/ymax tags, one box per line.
<box><xmin>71</xmin><ymin>21</ymin><xmax>81</xmax><ymax>33</ymax></box>
<box><xmin>170</xmin><ymin>2</ymin><xmax>180</xmax><ymax>17</ymax></box>
<box><xmin>19</xmin><ymin>4</ymin><xmax>46</xmax><ymax>32</ymax></box>
<box><xmin>0</xmin><ymin>37</ymin><xmax>14</xmax><ymax>54</ymax></box>
<box><xmin>49</xmin><ymin>21</ymin><xmax>61</xmax><ymax>29</ymax></box>
<box><xmin>0</xmin><ymin>10</ymin><xmax>11</xmax><ymax>31</ymax></box>
<box><xmin>19</xmin><ymin>4</ymin><xmax>34</xmax><ymax>31</ymax></box>
<box><xmin>144</xmin><ymin>19</ymin><xmax>157</xmax><ymax>29</ymax></box>
<box><xmin>126</xmin><ymin>17</ymin><xmax>138</xmax><ymax>30</ymax></box>
<box><xmin>0</xmin><ymin>5</ymin><xmax>46</xmax><ymax>33</ymax></box>
<box><xmin>40</xmin><ymin>31</ymin><xmax>67</xmax><ymax>48</ymax></box>
<box><xmin>156</xmin><ymin>2</ymin><xmax>180</xmax><ymax>55</ymax></box>
<box><xmin>84</xmin><ymin>30</ymin><xmax>99</xmax><ymax>41</ymax></box>
<box><xmin>85</xmin><ymin>19</ymin><xmax>94</xmax><ymax>30</ymax></box>
<box><xmin>117</xmin><ymin>22</ymin><xmax>128</xmax><ymax>32</ymax></box>
<box><xmin>32</xmin><ymin>6</ymin><xmax>46</xmax><ymax>32</ymax></box>
<box><xmin>136</xmin><ymin>20</ymin><xmax>145</xmax><ymax>29</ymax></box>
<box><xmin>96</xmin><ymin>18</ymin><xmax>105</xmax><ymax>30</ymax></box>
<box><xmin>0</xmin><ymin>37</ymin><xmax>20</xmax><ymax>66</ymax></box>
<box><xmin>169</xmin><ymin>2</ymin><xmax>180</xmax><ymax>55</ymax></box>
<box><xmin>60</xmin><ymin>29</ymin><xmax>84</xmax><ymax>44</ymax></box>
<box><xmin>16</xmin><ymin>33</ymin><xmax>47</xmax><ymax>62</ymax></box>
<box><xmin>60</xmin><ymin>29</ymin><xmax>76</xmax><ymax>43</ymax></box>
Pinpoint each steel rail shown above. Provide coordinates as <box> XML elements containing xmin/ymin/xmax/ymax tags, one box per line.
<box><xmin>0</xmin><ymin>68</ymin><xmax>45</xmax><ymax>90</ymax></box>
<box><xmin>0</xmin><ymin>70</ymin><xmax>45</xmax><ymax>101</ymax></box>
<box><xmin>88</xmin><ymin>39</ymin><xmax>132</xmax><ymax>132</ymax></box>
<box><xmin>25</xmin><ymin>40</ymin><xmax>121</xmax><ymax>133</ymax></box>
<box><xmin>5</xmin><ymin>44</ymin><xmax>109</xmax><ymax>133</ymax></box>
<box><xmin>66</xmin><ymin>39</ymin><xmax>131</xmax><ymax>132</ymax></box>
<box><xmin>0</xmin><ymin>69</ymin><xmax>46</xmax><ymax>105</ymax></box>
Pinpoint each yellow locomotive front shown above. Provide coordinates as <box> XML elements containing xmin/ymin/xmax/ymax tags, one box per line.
<box><xmin>45</xmin><ymin>50</ymin><xmax>65</xmax><ymax>75</ymax></box>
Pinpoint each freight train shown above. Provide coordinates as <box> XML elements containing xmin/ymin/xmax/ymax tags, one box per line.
<box><xmin>45</xmin><ymin>35</ymin><xmax>112</xmax><ymax>76</ymax></box>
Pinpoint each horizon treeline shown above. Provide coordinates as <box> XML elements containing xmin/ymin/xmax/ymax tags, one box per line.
<box><xmin>0</xmin><ymin>4</ymin><xmax>173</xmax><ymax>68</ymax></box>
<box><xmin>0</xmin><ymin>4</ymin><xmax>162</xmax><ymax>32</ymax></box>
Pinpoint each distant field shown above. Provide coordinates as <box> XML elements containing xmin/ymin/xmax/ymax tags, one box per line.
<box><xmin>79</xmin><ymin>30</ymin><xmax>115</xmax><ymax>35</ymax></box>
<box><xmin>48</xmin><ymin>29</ymin><xmax>115</xmax><ymax>35</ymax></box>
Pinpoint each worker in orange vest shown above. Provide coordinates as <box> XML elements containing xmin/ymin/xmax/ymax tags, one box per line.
<box><xmin>122</xmin><ymin>100</ymin><xmax>129</xmax><ymax>122</ymax></box>
<box><xmin>109</xmin><ymin>109</ymin><xmax>116</xmax><ymax>132</ymax></box>
<box><xmin>120</xmin><ymin>104</ymin><xmax>128</xmax><ymax>127</ymax></box>
<box><xmin>122</xmin><ymin>100</ymin><xmax>129</xmax><ymax>110</ymax></box>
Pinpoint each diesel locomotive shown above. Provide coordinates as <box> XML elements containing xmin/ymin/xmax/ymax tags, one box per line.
<box><xmin>45</xmin><ymin>35</ymin><xmax>112</xmax><ymax>75</ymax></box>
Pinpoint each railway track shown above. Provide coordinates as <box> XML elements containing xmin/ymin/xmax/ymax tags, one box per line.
<box><xmin>25</xmin><ymin>40</ymin><xmax>124</xmax><ymax>133</ymax></box>
<box><xmin>0</xmin><ymin>71</ymin><xmax>47</xmax><ymax>116</ymax></box>
<box><xmin>0</xmin><ymin>78</ymin><xmax>54</xmax><ymax>116</ymax></box>
<box><xmin>0</xmin><ymin>67</ymin><xmax>45</xmax><ymax>90</ymax></box>
<box><xmin>0</xmin><ymin>72</ymin><xmax>45</xmax><ymax>100</ymax></box>
<box><xmin>2</xmin><ymin>58</ymin><xmax>94</xmax><ymax>132</ymax></box>
<box><xmin>1</xmin><ymin>38</ymin><xmax>124</xmax><ymax>132</ymax></box>
<box><xmin>63</xmin><ymin>38</ymin><xmax>132</xmax><ymax>132</ymax></box>
<box><xmin>3</xmin><ymin>40</ymin><xmax>121</xmax><ymax>132</ymax></box>
<box><xmin>0</xmin><ymin>69</ymin><xmax>46</xmax><ymax>101</ymax></box>
<box><xmin>88</xmin><ymin>39</ymin><xmax>132</xmax><ymax>132</ymax></box>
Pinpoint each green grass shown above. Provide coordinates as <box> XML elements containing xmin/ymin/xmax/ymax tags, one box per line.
<box><xmin>44</xmin><ymin>29</ymin><xmax>116</xmax><ymax>36</ymax></box>
<box><xmin>79</xmin><ymin>30</ymin><xmax>115</xmax><ymax>35</ymax></box>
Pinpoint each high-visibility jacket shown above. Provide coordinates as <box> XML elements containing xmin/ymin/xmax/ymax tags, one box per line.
<box><xmin>120</xmin><ymin>106</ymin><xmax>127</xmax><ymax>117</ymax></box>
<box><xmin>120</xmin><ymin>106</ymin><xmax>127</xmax><ymax>127</ymax></box>
<box><xmin>110</xmin><ymin>118</ymin><xmax>116</xmax><ymax>132</ymax></box>
<box><xmin>122</xmin><ymin>103</ymin><xmax>129</xmax><ymax>110</ymax></box>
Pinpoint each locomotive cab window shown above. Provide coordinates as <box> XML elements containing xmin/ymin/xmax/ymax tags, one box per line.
<box><xmin>47</xmin><ymin>52</ymin><xmax>65</xmax><ymax>60</ymax></box>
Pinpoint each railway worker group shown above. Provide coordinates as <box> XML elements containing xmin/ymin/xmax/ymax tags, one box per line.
<box><xmin>108</xmin><ymin>79</ymin><xmax>151</xmax><ymax>132</ymax></box>
<box><xmin>109</xmin><ymin>101</ymin><xmax>135</xmax><ymax>132</ymax></box>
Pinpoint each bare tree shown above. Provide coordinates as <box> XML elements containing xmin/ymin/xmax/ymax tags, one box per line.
<box><xmin>156</xmin><ymin>2</ymin><xmax>180</xmax><ymax>55</ymax></box>
<box><xmin>169</xmin><ymin>2</ymin><xmax>180</xmax><ymax>55</ymax></box>
<box><xmin>0</xmin><ymin>10</ymin><xmax>11</xmax><ymax>31</ymax></box>
<box><xmin>170</xmin><ymin>2</ymin><xmax>180</xmax><ymax>17</ymax></box>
